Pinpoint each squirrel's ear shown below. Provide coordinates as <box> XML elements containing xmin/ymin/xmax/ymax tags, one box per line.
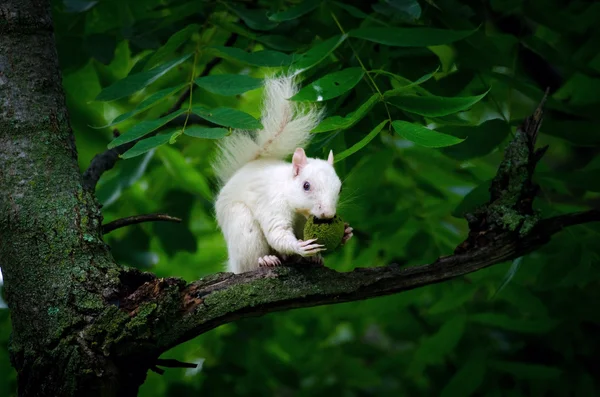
<box><xmin>292</xmin><ymin>148</ymin><xmax>307</xmax><ymax>177</ymax></box>
<box><xmin>327</xmin><ymin>150</ymin><xmax>334</xmax><ymax>165</ymax></box>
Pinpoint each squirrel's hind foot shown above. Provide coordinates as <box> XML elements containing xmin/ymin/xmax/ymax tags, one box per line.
<box><xmin>258</xmin><ymin>254</ymin><xmax>324</xmax><ymax>268</ymax></box>
<box><xmin>285</xmin><ymin>253</ymin><xmax>324</xmax><ymax>267</ymax></box>
<box><xmin>306</xmin><ymin>254</ymin><xmax>324</xmax><ymax>267</ymax></box>
<box><xmin>258</xmin><ymin>255</ymin><xmax>282</xmax><ymax>268</ymax></box>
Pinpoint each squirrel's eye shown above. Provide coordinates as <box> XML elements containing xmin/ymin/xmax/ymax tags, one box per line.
<box><xmin>303</xmin><ymin>181</ymin><xmax>311</xmax><ymax>191</ymax></box>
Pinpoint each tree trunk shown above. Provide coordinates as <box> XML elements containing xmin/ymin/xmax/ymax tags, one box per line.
<box><xmin>0</xmin><ymin>1</ymin><xmax>145</xmax><ymax>395</ymax></box>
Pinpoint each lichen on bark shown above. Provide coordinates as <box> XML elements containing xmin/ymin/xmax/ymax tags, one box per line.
<box><xmin>484</xmin><ymin>129</ymin><xmax>541</xmax><ymax>235</ymax></box>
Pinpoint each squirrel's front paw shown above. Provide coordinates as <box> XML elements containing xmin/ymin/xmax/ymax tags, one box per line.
<box><xmin>295</xmin><ymin>239</ymin><xmax>325</xmax><ymax>257</ymax></box>
<box><xmin>341</xmin><ymin>222</ymin><xmax>354</xmax><ymax>245</ymax></box>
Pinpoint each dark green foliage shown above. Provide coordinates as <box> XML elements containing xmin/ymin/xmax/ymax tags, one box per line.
<box><xmin>1</xmin><ymin>0</ymin><xmax>599</xmax><ymax>395</ymax></box>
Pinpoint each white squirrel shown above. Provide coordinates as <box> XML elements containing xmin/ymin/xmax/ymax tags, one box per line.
<box><xmin>213</xmin><ymin>75</ymin><xmax>353</xmax><ymax>274</ymax></box>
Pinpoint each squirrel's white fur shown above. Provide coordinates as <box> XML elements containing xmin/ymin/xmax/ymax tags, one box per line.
<box><xmin>212</xmin><ymin>77</ymin><xmax>322</xmax><ymax>184</ymax></box>
<box><xmin>213</xmin><ymin>75</ymin><xmax>346</xmax><ymax>274</ymax></box>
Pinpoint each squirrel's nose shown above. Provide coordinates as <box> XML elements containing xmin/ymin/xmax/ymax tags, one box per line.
<box><xmin>319</xmin><ymin>212</ymin><xmax>335</xmax><ymax>219</ymax></box>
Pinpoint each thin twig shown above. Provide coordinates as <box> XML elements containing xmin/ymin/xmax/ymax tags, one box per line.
<box><xmin>149</xmin><ymin>366</ymin><xmax>165</xmax><ymax>375</ymax></box>
<box><xmin>155</xmin><ymin>359</ymin><xmax>198</xmax><ymax>369</ymax></box>
<box><xmin>330</xmin><ymin>11</ymin><xmax>393</xmax><ymax>126</ymax></box>
<box><xmin>102</xmin><ymin>214</ymin><xmax>182</xmax><ymax>234</ymax></box>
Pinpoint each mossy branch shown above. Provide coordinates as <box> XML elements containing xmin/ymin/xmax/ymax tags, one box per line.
<box><xmin>105</xmin><ymin>208</ymin><xmax>599</xmax><ymax>359</ymax></box>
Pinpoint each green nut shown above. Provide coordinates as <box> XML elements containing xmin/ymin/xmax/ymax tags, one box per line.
<box><xmin>303</xmin><ymin>215</ymin><xmax>345</xmax><ymax>252</ymax></box>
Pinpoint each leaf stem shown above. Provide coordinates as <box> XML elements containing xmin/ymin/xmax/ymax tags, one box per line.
<box><xmin>181</xmin><ymin>45</ymin><xmax>200</xmax><ymax>133</ymax></box>
<box><xmin>173</xmin><ymin>25</ymin><xmax>219</xmax><ymax>142</ymax></box>
<box><xmin>330</xmin><ymin>11</ymin><xmax>393</xmax><ymax>127</ymax></box>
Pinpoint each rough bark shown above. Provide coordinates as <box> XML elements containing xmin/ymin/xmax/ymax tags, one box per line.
<box><xmin>1</xmin><ymin>1</ymin><xmax>599</xmax><ymax>396</ymax></box>
<box><xmin>0</xmin><ymin>1</ymin><xmax>146</xmax><ymax>396</ymax></box>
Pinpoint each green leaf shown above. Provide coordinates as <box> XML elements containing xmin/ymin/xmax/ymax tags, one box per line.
<box><xmin>428</xmin><ymin>284</ymin><xmax>477</xmax><ymax>315</ymax></box>
<box><xmin>214</xmin><ymin>19</ymin><xmax>302</xmax><ymax>52</ymax></box>
<box><xmin>96</xmin><ymin>152</ymin><xmax>154</xmax><ymax>207</ymax></box>
<box><xmin>348</xmin><ymin>27</ymin><xmax>476</xmax><ymax>47</ymax></box>
<box><xmin>392</xmin><ymin>120</ymin><xmax>465</xmax><ymax>148</ymax></box>
<box><xmin>332</xmin><ymin>1</ymin><xmax>370</xmax><ymax>18</ymax></box>
<box><xmin>382</xmin><ymin>69</ymin><xmax>437</xmax><ymax>97</ymax></box>
<box><xmin>470</xmin><ymin>313</ymin><xmax>557</xmax><ymax>333</ymax></box>
<box><xmin>332</xmin><ymin>1</ymin><xmax>387</xmax><ymax>25</ymax></box>
<box><xmin>387</xmin><ymin>91</ymin><xmax>489</xmax><ymax>117</ymax></box>
<box><xmin>191</xmin><ymin>106</ymin><xmax>262</xmax><ymax>130</ymax></box>
<box><xmin>334</xmin><ymin>120</ymin><xmax>388</xmax><ymax>162</ymax></box>
<box><xmin>441</xmin><ymin>352</ymin><xmax>486</xmax><ymax>397</ymax></box>
<box><xmin>382</xmin><ymin>0</ymin><xmax>422</xmax><ymax>20</ymax></box>
<box><xmin>64</xmin><ymin>0</ymin><xmax>98</xmax><ymax>13</ymax></box>
<box><xmin>96</xmin><ymin>53</ymin><xmax>192</xmax><ymax>101</ymax></box>
<box><xmin>107</xmin><ymin>109</ymin><xmax>186</xmax><ymax>148</ymax></box>
<box><xmin>120</xmin><ymin>133</ymin><xmax>172</xmax><ymax>159</ymax></box>
<box><xmin>414</xmin><ymin>315</ymin><xmax>466</xmax><ymax>366</ymax></box>
<box><xmin>195</xmin><ymin>74</ymin><xmax>263</xmax><ymax>96</ymax></box>
<box><xmin>268</xmin><ymin>0</ymin><xmax>322</xmax><ymax>22</ymax></box>
<box><xmin>439</xmin><ymin>119</ymin><xmax>510</xmax><ymax>160</ymax></box>
<box><xmin>85</xmin><ymin>34</ymin><xmax>117</xmax><ymax>64</ymax></box>
<box><xmin>489</xmin><ymin>361</ymin><xmax>562</xmax><ymax>380</ymax></box>
<box><xmin>291</xmin><ymin>68</ymin><xmax>364</xmax><ymax>102</ymax></box>
<box><xmin>540</xmin><ymin>167</ymin><xmax>600</xmax><ymax>193</ymax></box>
<box><xmin>451</xmin><ymin>180</ymin><xmax>492</xmax><ymax>218</ymax></box>
<box><xmin>497</xmin><ymin>284</ymin><xmax>549</xmax><ymax>317</ymax></box>
<box><xmin>100</xmin><ymin>83</ymin><xmax>187</xmax><ymax>127</ymax></box>
<box><xmin>143</xmin><ymin>24</ymin><xmax>198</xmax><ymax>71</ymax></box>
<box><xmin>292</xmin><ymin>35</ymin><xmax>347</xmax><ymax>72</ymax></box>
<box><xmin>210</xmin><ymin>46</ymin><xmax>292</xmax><ymax>67</ymax></box>
<box><xmin>226</xmin><ymin>3</ymin><xmax>279</xmax><ymax>31</ymax></box>
<box><xmin>215</xmin><ymin>17</ymin><xmax>303</xmax><ymax>52</ymax></box>
<box><xmin>256</xmin><ymin>35</ymin><xmax>302</xmax><ymax>51</ymax></box>
<box><xmin>152</xmin><ymin>191</ymin><xmax>197</xmax><ymax>257</ymax></box>
<box><xmin>184</xmin><ymin>126</ymin><xmax>229</xmax><ymax>139</ymax></box>
<box><xmin>156</xmin><ymin>145</ymin><xmax>212</xmax><ymax>200</ymax></box>
<box><xmin>313</xmin><ymin>94</ymin><xmax>380</xmax><ymax>133</ymax></box>
<box><xmin>541</xmin><ymin>120</ymin><xmax>600</xmax><ymax>146</ymax></box>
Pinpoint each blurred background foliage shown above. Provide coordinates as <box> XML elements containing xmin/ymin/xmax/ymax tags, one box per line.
<box><xmin>1</xmin><ymin>0</ymin><xmax>600</xmax><ymax>395</ymax></box>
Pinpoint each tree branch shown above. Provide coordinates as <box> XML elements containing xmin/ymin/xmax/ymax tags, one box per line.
<box><xmin>102</xmin><ymin>213</ymin><xmax>182</xmax><ymax>234</ymax></box>
<box><xmin>82</xmin><ymin>33</ymin><xmax>238</xmax><ymax>192</ymax></box>
<box><xmin>107</xmin><ymin>209</ymin><xmax>598</xmax><ymax>359</ymax></box>
<box><xmin>95</xmin><ymin>92</ymin><xmax>600</xmax><ymax>363</ymax></box>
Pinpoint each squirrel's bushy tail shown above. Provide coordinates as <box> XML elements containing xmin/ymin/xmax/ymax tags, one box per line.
<box><xmin>212</xmin><ymin>75</ymin><xmax>322</xmax><ymax>184</ymax></box>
